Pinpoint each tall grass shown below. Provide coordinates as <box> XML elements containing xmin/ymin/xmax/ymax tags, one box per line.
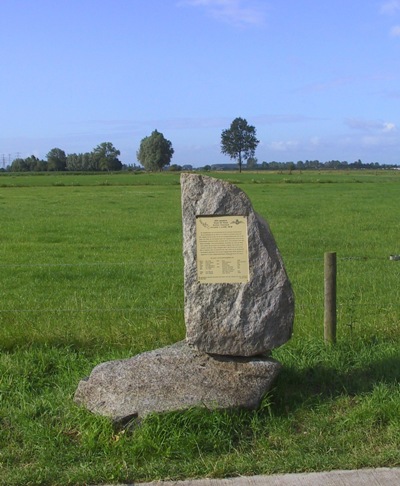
<box><xmin>0</xmin><ymin>171</ymin><xmax>399</xmax><ymax>485</ymax></box>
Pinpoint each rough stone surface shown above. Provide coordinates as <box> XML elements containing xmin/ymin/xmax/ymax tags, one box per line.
<box><xmin>74</xmin><ymin>341</ymin><xmax>281</xmax><ymax>420</ymax></box>
<box><xmin>181</xmin><ymin>173</ymin><xmax>294</xmax><ymax>357</ymax></box>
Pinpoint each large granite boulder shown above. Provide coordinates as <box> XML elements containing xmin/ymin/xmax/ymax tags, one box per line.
<box><xmin>181</xmin><ymin>173</ymin><xmax>294</xmax><ymax>357</ymax></box>
<box><xmin>74</xmin><ymin>341</ymin><xmax>281</xmax><ymax>420</ymax></box>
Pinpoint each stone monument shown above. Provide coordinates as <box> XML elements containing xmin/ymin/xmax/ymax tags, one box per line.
<box><xmin>182</xmin><ymin>173</ymin><xmax>294</xmax><ymax>356</ymax></box>
<box><xmin>74</xmin><ymin>174</ymin><xmax>294</xmax><ymax>421</ymax></box>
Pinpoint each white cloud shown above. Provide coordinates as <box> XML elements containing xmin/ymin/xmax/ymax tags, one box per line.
<box><xmin>379</xmin><ymin>2</ymin><xmax>400</xmax><ymax>36</ymax></box>
<box><xmin>178</xmin><ymin>0</ymin><xmax>266</xmax><ymax>27</ymax></box>
<box><xmin>380</xmin><ymin>0</ymin><xmax>400</xmax><ymax>14</ymax></box>
<box><xmin>345</xmin><ymin>118</ymin><xmax>382</xmax><ymax>131</ymax></box>
<box><xmin>390</xmin><ymin>25</ymin><xmax>400</xmax><ymax>36</ymax></box>
<box><xmin>269</xmin><ymin>140</ymin><xmax>299</xmax><ymax>152</ymax></box>
<box><xmin>345</xmin><ymin>118</ymin><xmax>396</xmax><ymax>133</ymax></box>
<box><xmin>383</xmin><ymin>122</ymin><xmax>396</xmax><ymax>132</ymax></box>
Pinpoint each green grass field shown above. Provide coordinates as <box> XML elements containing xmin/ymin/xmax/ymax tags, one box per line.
<box><xmin>0</xmin><ymin>170</ymin><xmax>399</xmax><ymax>485</ymax></box>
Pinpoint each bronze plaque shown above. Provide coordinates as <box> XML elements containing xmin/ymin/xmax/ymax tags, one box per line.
<box><xmin>196</xmin><ymin>216</ymin><xmax>249</xmax><ymax>284</ymax></box>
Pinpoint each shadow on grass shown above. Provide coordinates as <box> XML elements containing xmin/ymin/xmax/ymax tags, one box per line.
<box><xmin>273</xmin><ymin>352</ymin><xmax>400</xmax><ymax>414</ymax></box>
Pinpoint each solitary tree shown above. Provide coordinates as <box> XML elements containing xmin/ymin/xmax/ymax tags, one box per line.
<box><xmin>137</xmin><ymin>130</ymin><xmax>174</xmax><ymax>171</ymax></box>
<box><xmin>221</xmin><ymin>117</ymin><xmax>259</xmax><ymax>172</ymax></box>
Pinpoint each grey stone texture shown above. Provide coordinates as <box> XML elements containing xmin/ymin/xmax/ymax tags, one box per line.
<box><xmin>181</xmin><ymin>173</ymin><xmax>294</xmax><ymax>357</ymax></box>
<box><xmin>74</xmin><ymin>341</ymin><xmax>281</xmax><ymax>420</ymax></box>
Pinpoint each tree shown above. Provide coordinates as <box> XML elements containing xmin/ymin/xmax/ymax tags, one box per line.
<box><xmin>137</xmin><ymin>130</ymin><xmax>174</xmax><ymax>171</ymax></box>
<box><xmin>47</xmin><ymin>148</ymin><xmax>67</xmax><ymax>171</ymax></box>
<box><xmin>27</xmin><ymin>155</ymin><xmax>47</xmax><ymax>171</ymax></box>
<box><xmin>66</xmin><ymin>153</ymin><xmax>81</xmax><ymax>171</ymax></box>
<box><xmin>169</xmin><ymin>164</ymin><xmax>182</xmax><ymax>171</ymax></box>
<box><xmin>352</xmin><ymin>159</ymin><xmax>363</xmax><ymax>169</ymax></box>
<box><xmin>9</xmin><ymin>158</ymin><xmax>29</xmax><ymax>172</ymax></box>
<box><xmin>91</xmin><ymin>142</ymin><xmax>122</xmax><ymax>171</ymax></box>
<box><xmin>287</xmin><ymin>162</ymin><xmax>295</xmax><ymax>173</ymax></box>
<box><xmin>221</xmin><ymin>117</ymin><xmax>259</xmax><ymax>173</ymax></box>
<box><xmin>10</xmin><ymin>155</ymin><xmax>46</xmax><ymax>172</ymax></box>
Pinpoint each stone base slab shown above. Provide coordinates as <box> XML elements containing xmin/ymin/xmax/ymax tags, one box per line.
<box><xmin>74</xmin><ymin>341</ymin><xmax>281</xmax><ymax>421</ymax></box>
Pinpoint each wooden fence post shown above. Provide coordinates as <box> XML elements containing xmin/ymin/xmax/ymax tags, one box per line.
<box><xmin>324</xmin><ymin>252</ymin><xmax>337</xmax><ymax>344</ymax></box>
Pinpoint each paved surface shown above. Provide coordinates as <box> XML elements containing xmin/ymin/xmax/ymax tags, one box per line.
<box><xmin>98</xmin><ymin>468</ymin><xmax>400</xmax><ymax>486</ymax></box>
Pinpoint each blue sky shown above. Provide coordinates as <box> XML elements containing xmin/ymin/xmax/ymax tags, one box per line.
<box><xmin>1</xmin><ymin>0</ymin><xmax>400</xmax><ymax>167</ymax></box>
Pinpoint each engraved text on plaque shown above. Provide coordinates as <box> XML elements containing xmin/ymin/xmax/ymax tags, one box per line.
<box><xmin>196</xmin><ymin>216</ymin><xmax>249</xmax><ymax>284</ymax></box>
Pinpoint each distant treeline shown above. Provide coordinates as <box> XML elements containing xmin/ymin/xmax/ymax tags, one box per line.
<box><xmin>206</xmin><ymin>159</ymin><xmax>398</xmax><ymax>171</ymax></box>
<box><xmin>4</xmin><ymin>143</ymin><xmax>130</xmax><ymax>173</ymax></box>
<box><xmin>3</xmin><ymin>150</ymin><xmax>399</xmax><ymax>173</ymax></box>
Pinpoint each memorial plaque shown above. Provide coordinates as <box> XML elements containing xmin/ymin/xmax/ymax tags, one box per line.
<box><xmin>196</xmin><ymin>215</ymin><xmax>249</xmax><ymax>284</ymax></box>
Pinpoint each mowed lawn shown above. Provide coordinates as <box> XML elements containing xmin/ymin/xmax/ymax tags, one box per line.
<box><xmin>0</xmin><ymin>170</ymin><xmax>399</xmax><ymax>486</ymax></box>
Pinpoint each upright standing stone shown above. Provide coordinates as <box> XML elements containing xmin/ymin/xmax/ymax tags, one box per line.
<box><xmin>181</xmin><ymin>173</ymin><xmax>294</xmax><ymax>357</ymax></box>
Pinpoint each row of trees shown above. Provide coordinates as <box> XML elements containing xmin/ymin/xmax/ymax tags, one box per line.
<box><xmin>3</xmin><ymin>117</ymin><xmax>295</xmax><ymax>172</ymax></box>
<box><xmin>6</xmin><ymin>118</ymin><xmax>393</xmax><ymax>173</ymax></box>
<box><xmin>136</xmin><ymin>119</ymin><xmax>399</xmax><ymax>171</ymax></box>
<box><xmin>4</xmin><ymin>117</ymin><xmax>260</xmax><ymax>172</ymax></box>
<box><xmin>247</xmin><ymin>159</ymin><xmax>390</xmax><ymax>171</ymax></box>
<box><xmin>5</xmin><ymin>119</ymin><xmax>248</xmax><ymax>172</ymax></box>
<box><xmin>136</xmin><ymin>118</ymin><xmax>258</xmax><ymax>172</ymax></box>
<box><xmin>8</xmin><ymin>143</ymin><xmax>123</xmax><ymax>172</ymax></box>
<box><xmin>7</xmin><ymin>133</ymin><xmax>174</xmax><ymax>173</ymax></box>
